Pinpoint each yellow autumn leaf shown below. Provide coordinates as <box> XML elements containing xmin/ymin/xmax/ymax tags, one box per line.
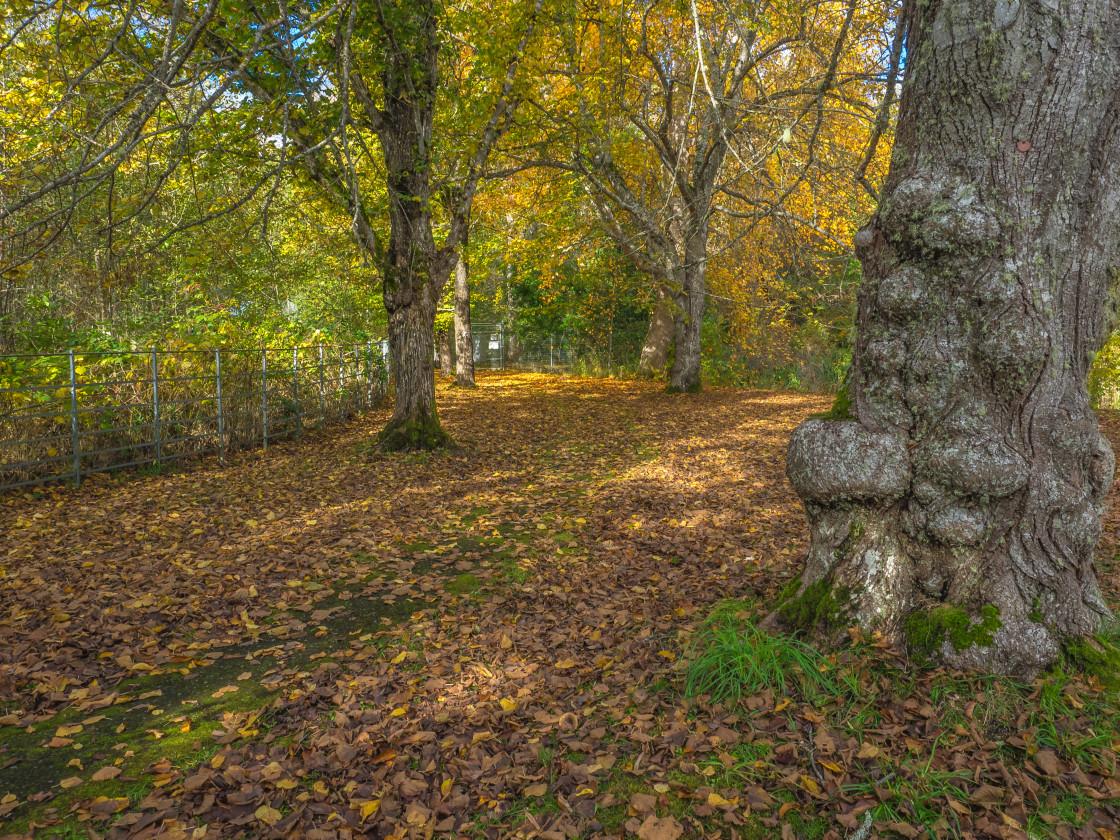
<box><xmin>555</xmin><ymin>658</ymin><xmax>578</xmax><ymax>669</ymax></box>
<box><xmin>707</xmin><ymin>792</ymin><xmax>733</xmax><ymax>807</ymax></box>
<box><xmin>391</xmin><ymin>651</ymin><xmax>407</xmax><ymax>664</ymax></box>
<box><xmin>390</xmin><ymin>707</ymin><xmax>406</xmax><ymax>717</ymax></box>
<box><xmin>355</xmin><ymin>799</ymin><xmax>380</xmax><ymax>821</ymax></box>
<box><xmin>440</xmin><ymin>778</ymin><xmax>452</xmax><ymax>797</ymax></box>
<box><xmin>500</xmin><ymin>698</ymin><xmax>517</xmax><ymax>712</ymax></box>
<box><xmin>255</xmin><ymin>805</ymin><xmax>282</xmax><ymax>825</ymax></box>
<box><xmin>59</xmin><ymin>777</ymin><xmax>84</xmax><ymax>789</ymax></box>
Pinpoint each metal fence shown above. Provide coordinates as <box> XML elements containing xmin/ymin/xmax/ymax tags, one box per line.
<box><xmin>0</xmin><ymin>344</ymin><xmax>388</xmax><ymax>491</ymax></box>
<box><xmin>450</xmin><ymin>324</ymin><xmax>575</xmax><ymax>371</ymax></box>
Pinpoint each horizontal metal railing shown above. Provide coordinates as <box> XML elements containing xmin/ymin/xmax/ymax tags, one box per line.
<box><xmin>0</xmin><ymin>344</ymin><xmax>389</xmax><ymax>491</ymax></box>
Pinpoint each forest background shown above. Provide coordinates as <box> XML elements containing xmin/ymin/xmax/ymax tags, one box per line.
<box><xmin>6</xmin><ymin>0</ymin><xmax>1119</xmax><ymax>405</ymax></box>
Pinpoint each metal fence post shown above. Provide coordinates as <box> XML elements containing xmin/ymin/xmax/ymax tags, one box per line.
<box><xmin>318</xmin><ymin>344</ymin><xmax>326</xmax><ymax>430</ymax></box>
<box><xmin>354</xmin><ymin>344</ymin><xmax>362</xmax><ymax>411</ymax></box>
<box><xmin>365</xmin><ymin>342</ymin><xmax>372</xmax><ymax>405</ymax></box>
<box><xmin>292</xmin><ymin>346</ymin><xmax>301</xmax><ymax>439</ymax></box>
<box><xmin>215</xmin><ymin>349</ymin><xmax>225</xmax><ymax>464</ymax></box>
<box><xmin>262</xmin><ymin>348</ymin><xmax>269</xmax><ymax>451</ymax></box>
<box><xmin>69</xmin><ymin>349</ymin><xmax>81</xmax><ymax>487</ymax></box>
<box><xmin>152</xmin><ymin>350</ymin><xmax>162</xmax><ymax>465</ymax></box>
<box><xmin>338</xmin><ymin>347</ymin><xmax>345</xmax><ymax>421</ymax></box>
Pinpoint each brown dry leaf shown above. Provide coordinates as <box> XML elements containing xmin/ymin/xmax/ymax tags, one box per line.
<box><xmin>90</xmin><ymin>766</ymin><xmax>121</xmax><ymax>782</ymax></box>
<box><xmin>1033</xmin><ymin>749</ymin><xmax>1061</xmax><ymax>776</ymax></box>
<box><xmin>524</xmin><ymin>783</ymin><xmax>549</xmax><ymax>797</ymax></box>
<box><xmin>856</xmin><ymin>742</ymin><xmax>882</xmax><ymax>759</ymax></box>
<box><xmin>88</xmin><ymin>796</ymin><xmax>129</xmax><ymax>815</ymax></box>
<box><xmin>636</xmin><ymin>816</ymin><xmax>683</xmax><ymax>840</ymax></box>
<box><xmin>967</xmin><ymin>784</ymin><xmax>1005</xmax><ymax>808</ymax></box>
<box><xmin>629</xmin><ymin>793</ymin><xmax>657</xmax><ymax>815</ymax></box>
<box><xmin>59</xmin><ymin>777</ymin><xmax>84</xmax><ymax>789</ymax></box>
<box><xmin>889</xmin><ymin>822</ymin><xmax>920</xmax><ymax>838</ymax></box>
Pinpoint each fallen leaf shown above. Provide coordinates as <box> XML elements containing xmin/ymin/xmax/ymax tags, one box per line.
<box><xmin>636</xmin><ymin>815</ymin><xmax>683</xmax><ymax>840</ymax></box>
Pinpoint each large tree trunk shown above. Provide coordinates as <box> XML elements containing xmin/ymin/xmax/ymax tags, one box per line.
<box><xmin>375</xmin><ymin>27</ymin><xmax>453</xmax><ymax>452</ymax></box>
<box><xmin>438</xmin><ymin>328</ymin><xmax>454</xmax><ymax>377</ymax></box>
<box><xmin>638</xmin><ymin>285</ymin><xmax>675</xmax><ymax>379</ymax></box>
<box><xmin>454</xmin><ymin>255</ymin><xmax>475</xmax><ymax>388</ymax></box>
<box><xmin>667</xmin><ymin>231</ymin><xmax>706</xmax><ymax>393</ymax></box>
<box><xmin>781</xmin><ymin>1</ymin><xmax>1120</xmax><ymax>676</ymax></box>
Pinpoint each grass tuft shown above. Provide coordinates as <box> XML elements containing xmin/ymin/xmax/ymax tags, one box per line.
<box><xmin>684</xmin><ymin>601</ymin><xmax>835</xmax><ymax>703</ymax></box>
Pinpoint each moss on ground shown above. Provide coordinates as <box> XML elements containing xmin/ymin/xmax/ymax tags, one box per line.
<box><xmin>445</xmin><ymin>573</ymin><xmax>482</xmax><ymax>595</ymax></box>
<box><xmin>905</xmin><ymin>604</ymin><xmax>1002</xmax><ymax>665</ymax></box>
<box><xmin>1062</xmin><ymin>635</ymin><xmax>1120</xmax><ymax>687</ymax></box>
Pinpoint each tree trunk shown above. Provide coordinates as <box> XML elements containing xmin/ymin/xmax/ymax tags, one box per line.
<box><xmin>438</xmin><ymin>328</ymin><xmax>454</xmax><ymax>377</ymax></box>
<box><xmin>638</xmin><ymin>285</ymin><xmax>675</xmax><ymax>379</ymax></box>
<box><xmin>667</xmin><ymin>231</ymin><xmax>706</xmax><ymax>393</ymax></box>
<box><xmin>375</xmin><ymin>27</ymin><xmax>453</xmax><ymax>452</ymax></box>
<box><xmin>454</xmin><ymin>255</ymin><xmax>475</xmax><ymax>388</ymax></box>
<box><xmin>780</xmin><ymin>1</ymin><xmax>1120</xmax><ymax>676</ymax></box>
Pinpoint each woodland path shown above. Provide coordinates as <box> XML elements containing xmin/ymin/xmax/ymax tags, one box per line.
<box><xmin>1</xmin><ymin>374</ymin><xmax>1119</xmax><ymax>839</ymax></box>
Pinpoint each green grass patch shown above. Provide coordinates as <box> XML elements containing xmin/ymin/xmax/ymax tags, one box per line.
<box><xmin>684</xmin><ymin>600</ymin><xmax>837</xmax><ymax>703</ymax></box>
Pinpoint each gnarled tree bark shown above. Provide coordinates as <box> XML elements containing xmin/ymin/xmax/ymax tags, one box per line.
<box><xmin>781</xmin><ymin>1</ymin><xmax>1120</xmax><ymax>676</ymax></box>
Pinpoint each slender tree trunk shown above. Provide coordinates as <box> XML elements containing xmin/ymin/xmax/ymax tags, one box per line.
<box><xmin>454</xmin><ymin>255</ymin><xmax>475</xmax><ymax>387</ymax></box>
<box><xmin>667</xmin><ymin>228</ymin><xmax>706</xmax><ymax>393</ymax></box>
<box><xmin>781</xmin><ymin>1</ymin><xmax>1120</xmax><ymax>676</ymax></box>
<box><xmin>438</xmin><ymin>328</ymin><xmax>454</xmax><ymax>377</ymax></box>
<box><xmin>639</xmin><ymin>285</ymin><xmax>675</xmax><ymax>379</ymax></box>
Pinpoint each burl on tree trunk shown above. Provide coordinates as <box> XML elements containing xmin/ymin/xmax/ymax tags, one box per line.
<box><xmin>779</xmin><ymin>1</ymin><xmax>1120</xmax><ymax>676</ymax></box>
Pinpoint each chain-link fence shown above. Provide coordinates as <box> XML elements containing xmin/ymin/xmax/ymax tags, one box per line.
<box><xmin>0</xmin><ymin>344</ymin><xmax>388</xmax><ymax>491</ymax></box>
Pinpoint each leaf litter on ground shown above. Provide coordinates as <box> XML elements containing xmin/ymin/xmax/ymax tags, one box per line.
<box><xmin>1</xmin><ymin>372</ymin><xmax>1119</xmax><ymax>839</ymax></box>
